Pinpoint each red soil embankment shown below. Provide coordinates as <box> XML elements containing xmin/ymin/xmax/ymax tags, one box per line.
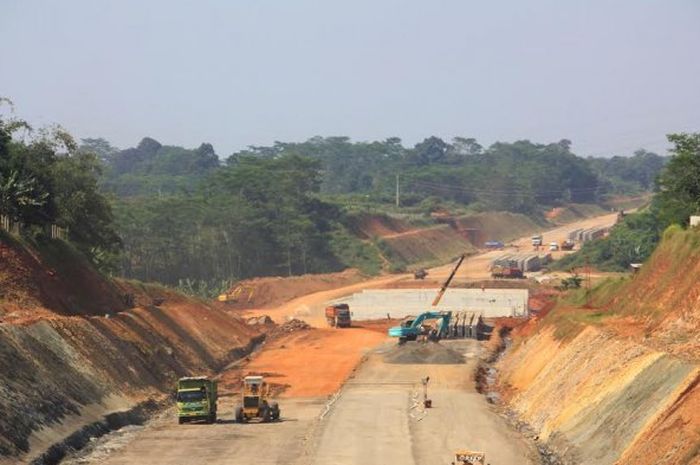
<box><xmin>379</xmin><ymin>224</ymin><xmax>476</xmax><ymax>268</ymax></box>
<box><xmin>497</xmin><ymin>226</ymin><xmax>700</xmax><ymax>465</ymax></box>
<box><xmin>451</xmin><ymin>211</ymin><xmax>544</xmax><ymax>246</ymax></box>
<box><xmin>0</xmin><ymin>234</ymin><xmax>262</xmax><ymax>463</ymax></box>
<box><xmin>220</xmin><ymin>269</ymin><xmax>366</xmax><ymax>310</ymax></box>
<box><xmin>0</xmin><ymin>234</ymin><xmax>126</xmax><ymax>319</ymax></box>
<box><xmin>346</xmin><ymin>213</ymin><xmax>412</xmax><ymax>239</ymax></box>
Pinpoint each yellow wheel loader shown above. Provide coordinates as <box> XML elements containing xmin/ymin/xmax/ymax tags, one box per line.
<box><xmin>234</xmin><ymin>375</ymin><xmax>280</xmax><ymax>423</ymax></box>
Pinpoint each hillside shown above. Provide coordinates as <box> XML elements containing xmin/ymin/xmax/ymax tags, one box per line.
<box><xmin>341</xmin><ymin>210</ymin><xmax>550</xmax><ymax>272</ymax></box>
<box><xmin>0</xmin><ymin>234</ymin><xmax>261</xmax><ymax>463</ymax></box>
<box><xmin>496</xmin><ymin>225</ymin><xmax>700</xmax><ymax>465</ymax></box>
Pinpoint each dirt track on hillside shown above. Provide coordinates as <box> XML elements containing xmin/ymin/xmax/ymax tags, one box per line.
<box><xmin>55</xmin><ymin>212</ymin><xmax>621</xmax><ymax>465</ymax></box>
<box><xmin>244</xmin><ymin>212</ymin><xmax>620</xmax><ymax>326</ymax></box>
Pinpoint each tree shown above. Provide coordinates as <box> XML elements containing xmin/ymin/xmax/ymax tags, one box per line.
<box><xmin>656</xmin><ymin>133</ymin><xmax>700</xmax><ymax>225</ymax></box>
<box><xmin>452</xmin><ymin>137</ymin><xmax>482</xmax><ymax>156</ymax></box>
<box><xmin>80</xmin><ymin>137</ymin><xmax>118</xmax><ymax>163</ymax></box>
<box><xmin>410</xmin><ymin>137</ymin><xmax>448</xmax><ymax>165</ymax></box>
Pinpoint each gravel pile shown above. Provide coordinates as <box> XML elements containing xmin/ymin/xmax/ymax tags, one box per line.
<box><xmin>383</xmin><ymin>342</ymin><xmax>465</xmax><ymax>364</ymax></box>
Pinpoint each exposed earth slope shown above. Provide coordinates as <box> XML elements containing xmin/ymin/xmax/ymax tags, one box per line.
<box><xmin>497</xmin><ymin>225</ymin><xmax>700</xmax><ymax>465</ymax></box>
<box><xmin>0</xmin><ymin>235</ymin><xmax>261</xmax><ymax>464</ymax></box>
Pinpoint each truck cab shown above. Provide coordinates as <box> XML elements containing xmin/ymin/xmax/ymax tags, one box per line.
<box><xmin>531</xmin><ymin>235</ymin><xmax>543</xmax><ymax>246</ymax></box>
<box><xmin>176</xmin><ymin>376</ymin><xmax>217</xmax><ymax>424</ymax></box>
<box><xmin>325</xmin><ymin>303</ymin><xmax>352</xmax><ymax>328</ymax></box>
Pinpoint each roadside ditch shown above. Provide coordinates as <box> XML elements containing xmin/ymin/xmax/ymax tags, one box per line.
<box><xmin>475</xmin><ymin>325</ymin><xmax>565</xmax><ymax>465</ymax></box>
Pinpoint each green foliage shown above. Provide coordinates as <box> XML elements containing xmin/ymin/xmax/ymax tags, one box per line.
<box><xmin>229</xmin><ymin>137</ymin><xmax>610</xmax><ymax>215</ymax></box>
<box><xmin>589</xmin><ymin>149</ymin><xmax>668</xmax><ymax>194</ymax></box>
<box><xmin>557</xmin><ymin>272</ymin><xmax>583</xmax><ymax>290</ymax></box>
<box><xmin>327</xmin><ymin>227</ymin><xmax>382</xmax><ymax>275</ymax></box>
<box><xmin>655</xmin><ymin>133</ymin><xmax>700</xmax><ymax>226</ymax></box>
<box><xmin>0</xmin><ymin>108</ymin><xmax>120</xmax><ymax>269</ymax></box>
<box><xmin>555</xmin><ymin>210</ymin><xmax>663</xmax><ymax>271</ymax></box>
<box><xmin>99</xmin><ymin>138</ymin><xmax>220</xmax><ymax>196</ymax></box>
<box><xmin>557</xmin><ymin>132</ymin><xmax>700</xmax><ymax>271</ymax></box>
<box><xmin>114</xmin><ymin>154</ymin><xmax>347</xmax><ymax>285</ymax></box>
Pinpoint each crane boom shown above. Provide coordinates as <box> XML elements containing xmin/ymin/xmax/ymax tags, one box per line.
<box><xmin>431</xmin><ymin>254</ymin><xmax>466</xmax><ymax>307</ymax></box>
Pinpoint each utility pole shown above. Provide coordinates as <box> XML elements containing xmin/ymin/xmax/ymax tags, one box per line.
<box><xmin>395</xmin><ymin>174</ymin><xmax>400</xmax><ymax>208</ymax></box>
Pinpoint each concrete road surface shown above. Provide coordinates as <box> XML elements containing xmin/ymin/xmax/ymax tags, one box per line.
<box><xmin>311</xmin><ymin>340</ymin><xmax>537</xmax><ymax>465</ymax></box>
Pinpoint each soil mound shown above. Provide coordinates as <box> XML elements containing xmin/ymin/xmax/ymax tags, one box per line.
<box><xmin>346</xmin><ymin>213</ymin><xmax>412</xmax><ymax>239</ymax></box>
<box><xmin>451</xmin><ymin>212</ymin><xmax>543</xmax><ymax>246</ymax></box>
<box><xmin>383</xmin><ymin>342</ymin><xmax>465</xmax><ymax>364</ymax></box>
<box><xmin>0</xmin><ymin>234</ymin><xmax>127</xmax><ymax>318</ymax></box>
<box><xmin>380</xmin><ymin>225</ymin><xmax>476</xmax><ymax>268</ymax></box>
<box><xmin>221</xmin><ymin>269</ymin><xmax>365</xmax><ymax>310</ymax></box>
<box><xmin>267</xmin><ymin>318</ymin><xmax>311</xmax><ymax>339</ymax></box>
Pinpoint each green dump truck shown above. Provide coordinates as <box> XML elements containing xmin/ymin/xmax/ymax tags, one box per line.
<box><xmin>176</xmin><ymin>376</ymin><xmax>217</xmax><ymax>424</ymax></box>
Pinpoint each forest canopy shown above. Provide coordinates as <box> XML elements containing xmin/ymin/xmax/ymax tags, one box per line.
<box><xmin>1</xmin><ymin>101</ymin><xmax>675</xmax><ymax>291</ymax></box>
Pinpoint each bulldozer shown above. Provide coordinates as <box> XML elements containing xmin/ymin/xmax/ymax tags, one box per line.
<box><xmin>234</xmin><ymin>375</ymin><xmax>280</xmax><ymax>423</ymax></box>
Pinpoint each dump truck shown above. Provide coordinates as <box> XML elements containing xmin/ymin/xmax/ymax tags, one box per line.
<box><xmin>491</xmin><ymin>263</ymin><xmax>524</xmax><ymax>279</ymax></box>
<box><xmin>560</xmin><ymin>239</ymin><xmax>575</xmax><ymax>250</ymax></box>
<box><xmin>234</xmin><ymin>375</ymin><xmax>280</xmax><ymax>423</ymax></box>
<box><xmin>325</xmin><ymin>303</ymin><xmax>351</xmax><ymax>327</ymax></box>
<box><xmin>414</xmin><ymin>268</ymin><xmax>428</xmax><ymax>279</ymax></box>
<box><xmin>531</xmin><ymin>234</ymin><xmax>543</xmax><ymax>246</ymax></box>
<box><xmin>176</xmin><ymin>376</ymin><xmax>217</xmax><ymax>424</ymax></box>
<box><xmin>452</xmin><ymin>450</ymin><xmax>486</xmax><ymax>464</ymax></box>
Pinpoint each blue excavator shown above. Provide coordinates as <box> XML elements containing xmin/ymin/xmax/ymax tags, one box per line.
<box><xmin>388</xmin><ymin>254</ymin><xmax>466</xmax><ymax>344</ymax></box>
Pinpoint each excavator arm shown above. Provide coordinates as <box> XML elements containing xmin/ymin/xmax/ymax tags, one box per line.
<box><xmin>431</xmin><ymin>254</ymin><xmax>466</xmax><ymax>307</ymax></box>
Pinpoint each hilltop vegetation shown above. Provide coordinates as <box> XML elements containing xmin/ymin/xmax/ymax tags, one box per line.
<box><xmin>556</xmin><ymin>133</ymin><xmax>700</xmax><ymax>271</ymax></box>
<box><xmin>0</xmin><ymin>110</ymin><xmax>120</xmax><ymax>268</ymax></box>
<box><xmin>2</xmin><ymin>100</ymin><xmax>674</xmax><ymax>291</ymax></box>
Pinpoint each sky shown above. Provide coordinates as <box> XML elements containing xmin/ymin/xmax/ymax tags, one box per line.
<box><xmin>1</xmin><ymin>0</ymin><xmax>699</xmax><ymax>157</ymax></box>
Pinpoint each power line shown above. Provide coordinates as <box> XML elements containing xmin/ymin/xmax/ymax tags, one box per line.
<box><xmin>410</xmin><ymin>179</ymin><xmax>602</xmax><ymax>196</ymax></box>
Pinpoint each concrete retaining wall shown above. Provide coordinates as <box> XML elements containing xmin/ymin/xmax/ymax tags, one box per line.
<box><xmin>332</xmin><ymin>288</ymin><xmax>529</xmax><ymax>319</ymax></box>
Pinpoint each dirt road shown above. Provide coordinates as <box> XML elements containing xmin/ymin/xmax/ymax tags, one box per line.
<box><xmin>59</xmin><ymin>212</ymin><xmax>618</xmax><ymax>465</ymax></box>
<box><xmin>248</xmin><ymin>211</ymin><xmax>620</xmax><ymax>325</ymax></box>
<box><xmin>67</xmin><ymin>398</ymin><xmax>325</xmax><ymax>465</ymax></box>
<box><xmin>68</xmin><ymin>340</ymin><xmax>535</xmax><ymax>465</ymax></box>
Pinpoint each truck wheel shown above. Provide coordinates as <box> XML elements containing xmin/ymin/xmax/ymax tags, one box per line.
<box><xmin>235</xmin><ymin>406</ymin><xmax>244</xmax><ymax>423</ymax></box>
<box><xmin>178</xmin><ymin>417</ymin><xmax>184</xmax><ymax>425</ymax></box>
<box><xmin>262</xmin><ymin>407</ymin><xmax>271</xmax><ymax>423</ymax></box>
<box><xmin>270</xmin><ymin>402</ymin><xmax>280</xmax><ymax>420</ymax></box>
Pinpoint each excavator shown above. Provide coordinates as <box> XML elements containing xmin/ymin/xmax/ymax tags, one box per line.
<box><xmin>388</xmin><ymin>254</ymin><xmax>465</xmax><ymax>344</ymax></box>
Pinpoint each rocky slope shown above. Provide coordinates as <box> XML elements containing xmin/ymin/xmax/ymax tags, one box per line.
<box><xmin>496</xmin><ymin>226</ymin><xmax>700</xmax><ymax>465</ymax></box>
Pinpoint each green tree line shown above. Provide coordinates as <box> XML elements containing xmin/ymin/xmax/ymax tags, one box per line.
<box><xmin>0</xmin><ymin>107</ymin><xmax>120</xmax><ymax>268</ymax></box>
<box><xmin>557</xmin><ymin>133</ymin><xmax>700</xmax><ymax>271</ymax></box>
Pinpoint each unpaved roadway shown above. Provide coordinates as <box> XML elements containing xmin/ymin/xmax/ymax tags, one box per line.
<box><xmin>248</xmin><ymin>211</ymin><xmax>620</xmax><ymax>325</ymax></box>
<box><xmin>66</xmin><ymin>341</ymin><xmax>536</xmax><ymax>465</ymax></box>
<box><xmin>60</xmin><ymin>212</ymin><xmax>618</xmax><ymax>465</ymax></box>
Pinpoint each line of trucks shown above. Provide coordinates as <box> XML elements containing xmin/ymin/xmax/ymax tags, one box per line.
<box><xmin>176</xmin><ymin>375</ymin><xmax>280</xmax><ymax>424</ymax></box>
<box><xmin>490</xmin><ymin>235</ymin><xmax>575</xmax><ymax>279</ymax></box>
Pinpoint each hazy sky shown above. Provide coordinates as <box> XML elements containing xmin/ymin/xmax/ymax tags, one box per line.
<box><xmin>1</xmin><ymin>1</ymin><xmax>699</xmax><ymax>157</ymax></box>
